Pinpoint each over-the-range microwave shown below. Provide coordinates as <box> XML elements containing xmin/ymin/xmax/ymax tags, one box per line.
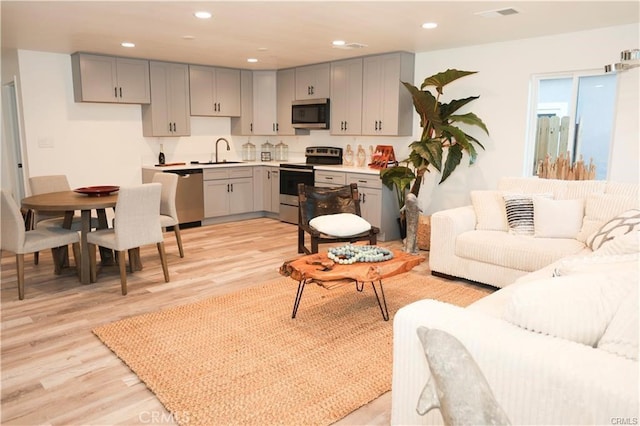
<box><xmin>291</xmin><ymin>98</ymin><xmax>330</xmax><ymax>129</ymax></box>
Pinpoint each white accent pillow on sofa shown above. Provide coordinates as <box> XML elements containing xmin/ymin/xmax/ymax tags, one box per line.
<box><xmin>503</xmin><ymin>272</ymin><xmax>635</xmax><ymax>346</ymax></box>
<box><xmin>309</xmin><ymin>213</ymin><xmax>371</xmax><ymax>237</ymax></box>
<box><xmin>587</xmin><ymin>209</ymin><xmax>640</xmax><ymax>251</ymax></box>
<box><xmin>471</xmin><ymin>190</ymin><xmax>508</xmax><ymax>231</ymax></box>
<box><xmin>594</xmin><ymin>230</ymin><xmax>640</xmax><ymax>256</ymax></box>
<box><xmin>533</xmin><ymin>197</ymin><xmax>584</xmax><ymax>238</ymax></box>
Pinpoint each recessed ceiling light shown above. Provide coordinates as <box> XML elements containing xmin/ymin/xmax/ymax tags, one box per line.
<box><xmin>421</xmin><ymin>22</ymin><xmax>438</xmax><ymax>29</ymax></box>
<box><xmin>194</xmin><ymin>11</ymin><xmax>212</xmax><ymax>19</ymax></box>
<box><xmin>182</xmin><ymin>35</ymin><xmax>195</xmax><ymax>40</ymax></box>
<box><xmin>332</xmin><ymin>40</ymin><xmax>346</xmax><ymax>46</ymax></box>
<box><xmin>257</xmin><ymin>47</ymin><xmax>268</xmax><ymax>52</ymax></box>
<box><xmin>247</xmin><ymin>58</ymin><xmax>258</xmax><ymax>63</ymax></box>
<box><xmin>121</xmin><ymin>42</ymin><xmax>135</xmax><ymax>48</ymax></box>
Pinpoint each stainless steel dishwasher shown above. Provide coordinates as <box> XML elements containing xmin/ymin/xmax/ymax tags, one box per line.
<box><xmin>163</xmin><ymin>168</ymin><xmax>204</xmax><ymax>227</ymax></box>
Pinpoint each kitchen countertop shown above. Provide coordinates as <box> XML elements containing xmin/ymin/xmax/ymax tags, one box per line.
<box><xmin>142</xmin><ymin>162</ymin><xmax>383</xmax><ymax>176</ymax></box>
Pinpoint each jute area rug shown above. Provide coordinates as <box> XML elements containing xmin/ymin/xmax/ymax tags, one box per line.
<box><xmin>93</xmin><ymin>273</ymin><xmax>491</xmax><ymax>426</ymax></box>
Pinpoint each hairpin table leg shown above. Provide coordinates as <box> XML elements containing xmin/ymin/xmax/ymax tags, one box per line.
<box><xmin>291</xmin><ymin>279</ymin><xmax>308</xmax><ymax>319</ymax></box>
<box><xmin>371</xmin><ymin>280</ymin><xmax>389</xmax><ymax>321</ymax></box>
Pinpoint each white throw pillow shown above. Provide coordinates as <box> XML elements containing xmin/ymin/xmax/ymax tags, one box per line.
<box><xmin>309</xmin><ymin>213</ymin><xmax>371</xmax><ymax>237</ymax></box>
<box><xmin>503</xmin><ymin>192</ymin><xmax>552</xmax><ymax>236</ymax></box>
<box><xmin>533</xmin><ymin>197</ymin><xmax>584</xmax><ymax>238</ymax></box>
<box><xmin>503</xmin><ymin>272</ymin><xmax>635</xmax><ymax>346</ymax></box>
<box><xmin>594</xmin><ymin>230</ymin><xmax>640</xmax><ymax>256</ymax></box>
<box><xmin>587</xmin><ymin>209</ymin><xmax>640</xmax><ymax>251</ymax></box>
<box><xmin>597</xmin><ymin>285</ymin><xmax>639</xmax><ymax>361</ymax></box>
<box><xmin>471</xmin><ymin>190</ymin><xmax>508</xmax><ymax>231</ymax></box>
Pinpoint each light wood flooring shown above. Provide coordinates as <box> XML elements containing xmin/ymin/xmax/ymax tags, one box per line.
<box><xmin>1</xmin><ymin>218</ymin><xmax>432</xmax><ymax>425</ymax></box>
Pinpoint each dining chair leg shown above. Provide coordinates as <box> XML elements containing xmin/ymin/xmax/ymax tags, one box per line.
<box><xmin>71</xmin><ymin>242</ymin><xmax>81</xmax><ymax>280</ymax></box>
<box><xmin>88</xmin><ymin>243</ymin><xmax>97</xmax><ymax>283</ymax></box>
<box><xmin>127</xmin><ymin>249</ymin><xmax>136</xmax><ymax>273</ymax></box>
<box><xmin>16</xmin><ymin>254</ymin><xmax>25</xmax><ymax>300</ymax></box>
<box><xmin>117</xmin><ymin>251</ymin><xmax>128</xmax><ymax>295</ymax></box>
<box><xmin>173</xmin><ymin>225</ymin><xmax>184</xmax><ymax>258</ymax></box>
<box><xmin>157</xmin><ymin>242</ymin><xmax>170</xmax><ymax>282</ymax></box>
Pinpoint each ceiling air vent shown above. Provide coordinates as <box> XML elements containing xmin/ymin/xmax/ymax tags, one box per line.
<box><xmin>475</xmin><ymin>7</ymin><xmax>520</xmax><ymax>18</ymax></box>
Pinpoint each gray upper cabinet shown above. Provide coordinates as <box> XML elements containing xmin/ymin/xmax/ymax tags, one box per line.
<box><xmin>276</xmin><ymin>68</ymin><xmax>296</xmax><ymax>135</ymax></box>
<box><xmin>71</xmin><ymin>53</ymin><xmax>150</xmax><ymax>104</ymax></box>
<box><xmin>330</xmin><ymin>58</ymin><xmax>363</xmax><ymax>135</ymax></box>
<box><xmin>142</xmin><ymin>61</ymin><xmax>190</xmax><ymax>137</ymax></box>
<box><xmin>231</xmin><ymin>70</ymin><xmax>254</xmax><ymax>135</ymax></box>
<box><xmin>231</xmin><ymin>70</ymin><xmax>278</xmax><ymax>136</ymax></box>
<box><xmin>361</xmin><ymin>52</ymin><xmax>414</xmax><ymax>136</ymax></box>
<box><xmin>295</xmin><ymin>63</ymin><xmax>330</xmax><ymax>100</ymax></box>
<box><xmin>189</xmin><ymin>65</ymin><xmax>241</xmax><ymax>117</ymax></box>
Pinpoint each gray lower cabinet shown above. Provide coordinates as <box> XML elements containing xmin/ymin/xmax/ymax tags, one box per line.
<box><xmin>253</xmin><ymin>166</ymin><xmax>279</xmax><ymax>213</ymax></box>
<box><xmin>142</xmin><ymin>61</ymin><xmax>191</xmax><ymax>137</ymax></box>
<box><xmin>203</xmin><ymin>168</ymin><xmax>254</xmax><ymax>218</ymax></box>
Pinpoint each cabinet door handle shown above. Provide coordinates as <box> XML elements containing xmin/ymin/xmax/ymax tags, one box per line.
<box><xmin>374</xmin><ymin>121</ymin><xmax>378</xmax><ymax>131</ymax></box>
<box><xmin>119</xmin><ymin>87</ymin><xmax>122</xmax><ymax>98</ymax></box>
<box><xmin>362</xmin><ymin>194</ymin><xmax>366</xmax><ymax>203</ymax></box>
<box><xmin>231</xmin><ymin>183</ymin><xmax>234</xmax><ymax>192</ymax></box>
<box><xmin>276</xmin><ymin>123</ymin><xmax>279</xmax><ymax>131</ymax></box>
<box><xmin>344</xmin><ymin>121</ymin><xmax>348</xmax><ymax>131</ymax></box>
<box><xmin>358</xmin><ymin>180</ymin><xmax>367</xmax><ymax>183</ymax></box>
<box><xmin>250</xmin><ymin>123</ymin><xmax>253</xmax><ymax>132</ymax></box>
<box><xmin>272</xmin><ymin>123</ymin><xmax>276</xmax><ymax>132</ymax></box>
<box><xmin>227</xmin><ymin>183</ymin><xmax>230</xmax><ymax>192</ymax></box>
<box><xmin>326</xmin><ymin>176</ymin><xmax>333</xmax><ymax>180</ymax></box>
<box><xmin>379</xmin><ymin>121</ymin><xmax>382</xmax><ymax>131</ymax></box>
<box><xmin>169</xmin><ymin>122</ymin><xmax>172</xmax><ymax>132</ymax></box>
<box><xmin>114</xmin><ymin>87</ymin><xmax>118</xmax><ymax>98</ymax></box>
<box><xmin>340</xmin><ymin>121</ymin><xmax>344</xmax><ymax>131</ymax></box>
<box><xmin>267</xmin><ymin>171</ymin><xmax>271</xmax><ymax>179</ymax></box>
<box><xmin>173</xmin><ymin>123</ymin><xmax>177</xmax><ymax>132</ymax></box>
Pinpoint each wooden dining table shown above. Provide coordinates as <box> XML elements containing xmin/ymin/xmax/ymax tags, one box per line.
<box><xmin>22</xmin><ymin>190</ymin><xmax>118</xmax><ymax>284</ymax></box>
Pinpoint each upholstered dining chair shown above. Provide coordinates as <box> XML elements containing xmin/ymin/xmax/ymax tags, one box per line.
<box><xmin>1</xmin><ymin>189</ymin><xmax>81</xmax><ymax>300</ymax></box>
<box><xmin>86</xmin><ymin>183</ymin><xmax>169</xmax><ymax>295</ymax></box>
<box><xmin>152</xmin><ymin>172</ymin><xmax>184</xmax><ymax>258</ymax></box>
<box><xmin>298</xmin><ymin>183</ymin><xmax>380</xmax><ymax>254</ymax></box>
<box><xmin>29</xmin><ymin>174</ymin><xmax>99</xmax><ymax>264</ymax></box>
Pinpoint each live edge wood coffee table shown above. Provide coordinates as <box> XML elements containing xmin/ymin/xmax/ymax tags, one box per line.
<box><xmin>280</xmin><ymin>249</ymin><xmax>425</xmax><ymax>321</ymax></box>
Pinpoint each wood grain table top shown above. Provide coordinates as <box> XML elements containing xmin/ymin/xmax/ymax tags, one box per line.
<box><xmin>280</xmin><ymin>249</ymin><xmax>425</xmax><ymax>283</ymax></box>
<box><xmin>21</xmin><ymin>191</ymin><xmax>118</xmax><ymax>211</ymax></box>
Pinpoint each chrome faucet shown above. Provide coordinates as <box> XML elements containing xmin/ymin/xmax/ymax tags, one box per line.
<box><xmin>215</xmin><ymin>137</ymin><xmax>230</xmax><ymax>163</ymax></box>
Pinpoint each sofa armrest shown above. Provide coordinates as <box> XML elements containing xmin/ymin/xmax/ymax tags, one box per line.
<box><xmin>429</xmin><ymin>205</ymin><xmax>476</xmax><ymax>275</ymax></box>
<box><xmin>391</xmin><ymin>299</ymin><xmax>638</xmax><ymax>425</ymax></box>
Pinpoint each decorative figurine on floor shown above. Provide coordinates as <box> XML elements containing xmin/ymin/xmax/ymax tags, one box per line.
<box><xmin>401</xmin><ymin>193</ymin><xmax>422</xmax><ymax>254</ymax></box>
<box><xmin>416</xmin><ymin>327</ymin><xmax>511</xmax><ymax>424</ymax></box>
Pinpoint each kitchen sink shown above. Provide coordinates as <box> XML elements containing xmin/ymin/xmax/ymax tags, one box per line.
<box><xmin>190</xmin><ymin>161</ymin><xmax>243</xmax><ymax>165</ymax></box>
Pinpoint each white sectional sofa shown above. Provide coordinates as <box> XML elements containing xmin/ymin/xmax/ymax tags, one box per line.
<box><xmin>429</xmin><ymin>177</ymin><xmax>639</xmax><ymax>288</ymax></box>
<box><xmin>390</xmin><ymin>177</ymin><xmax>640</xmax><ymax>425</ymax></box>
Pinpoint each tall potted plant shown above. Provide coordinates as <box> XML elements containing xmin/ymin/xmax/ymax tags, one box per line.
<box><xmin>381</xmin><ymin>69</ymin><xmax>489</xmax><ymax>235</ymax></box>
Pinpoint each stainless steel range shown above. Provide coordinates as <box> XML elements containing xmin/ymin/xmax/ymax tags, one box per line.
<box><xmin>279</xmin><ymin>146</ymin><xmax>343</xmax><ymax>224</ymax></box>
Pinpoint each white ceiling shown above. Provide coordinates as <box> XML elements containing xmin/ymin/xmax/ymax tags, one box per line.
<box><xmin>2</xmin><ymin>1</ymin><xmax>639</xmax><ymax>70</ymax></box>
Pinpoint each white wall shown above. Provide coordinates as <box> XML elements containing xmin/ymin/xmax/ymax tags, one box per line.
<box><xmin>13</xmin><ymin>23</ymin><xmax>639</xmax><ymax>211</ymax></box>
<box><xmin>413</xmin><ymin>23</ymin><xmax>639</xmax><ymax>214</ymax></box>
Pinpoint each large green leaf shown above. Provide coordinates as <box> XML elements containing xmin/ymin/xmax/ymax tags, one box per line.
<box><xmin>448</xmin><ymin>112</ymin><xmax>490</xmax><ymax>135</ymax></box>
<box><xmin>411</xmin><ymin>139</ymin><xmax>443</xmax><ymax>171</ymax></box>
<box><xmin>421</xmin><ymin>69</ymin><xmax>477</xmax><ymax>94</ymax></box>
<box><xmin>439</xmin><ymin>96</ymin><xmax>479</xmax><ymax>119</ymax></box>
<box><xmin>440</xmin><ymin>143</ymin><xmax>464</xmax><ymax>183</ymax></box>
<box><xmin>402</xmin><ymin>82</ymin><xmax>440</xmax><ymax>129</ymax></box>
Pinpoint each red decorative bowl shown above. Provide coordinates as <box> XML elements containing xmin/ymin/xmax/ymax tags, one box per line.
<box><xmin>74</xmin><ymin>185</ymin><xmax>120</xmax><ymax>197</ymax></box>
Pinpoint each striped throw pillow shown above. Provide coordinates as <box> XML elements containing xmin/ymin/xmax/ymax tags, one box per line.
<box><xmin>503</xmin><ymin>193</ymin><xmax>551</xmax><ymax>235</ymax></box>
